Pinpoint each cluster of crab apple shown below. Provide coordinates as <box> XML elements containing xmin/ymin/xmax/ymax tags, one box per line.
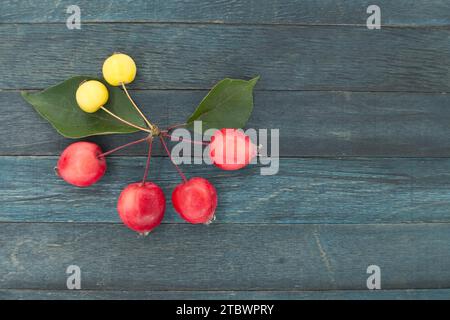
<box><xmin>56</xmin><ymin>53</ymin><xmax>257</xmax><ymax>235</ymax></box>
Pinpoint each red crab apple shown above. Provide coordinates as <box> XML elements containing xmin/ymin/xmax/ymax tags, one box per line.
<box><xmin>209</xmin><ymin>128</ymin><xmax>257</xmax><ymax>171</ymax></box>
<box><xmin>172</xmin><ymin>177</ymin><xmax>218</xmax><ymax>224</ymax></box>
<box><xmin>56</xmin><ymin>141</ymin><xmax>106</xmax><ymax>187</ymax></box>
<box><xmin>117</xmin><ymin>182</ymin><xmax>166</xmax><ymax>234</ymax></box>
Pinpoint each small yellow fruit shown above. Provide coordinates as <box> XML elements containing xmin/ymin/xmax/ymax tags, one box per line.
<box><xmin>102</xmin><ymin>53</ymin><xmax>137</xmax><ymax>86</ymax></box>
<box><xmin>76</xmin><ymin>80</ymin><xmax>109</xmax><ymax>113</ymax></box>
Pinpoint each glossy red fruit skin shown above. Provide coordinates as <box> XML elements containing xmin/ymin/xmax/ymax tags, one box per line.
<box><xmin>172</xmin><ymin>177</ymin><xmax>218</xmax><ymax>224</ymax></box>
<box><xmin>57</xmin><ymin>142</ymin><xmax>106</xmax><ymax>187</ymax></box>
<box><xmin>117</xmin><ymin>182</ymin><xmax>166</xmax><ymax>233</ymax></box>
<box><xmin>209</xmin><ymin>128</ymin><xmax>257</xmax><ymax>171</ymax></box>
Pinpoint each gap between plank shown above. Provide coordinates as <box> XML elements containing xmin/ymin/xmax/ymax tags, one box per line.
<box><xmin>1</xmin><ymin>21</ymin><xmax>450</xmax><ymax>29</ymax></box>
<box><xmin>0</xmin><ymin>287</ymin><xmax>449</xmax><ymax>293</ymax></box>
<box><xmin>6</xmin><ymin>88</ymin><xmax>450</xmax><ymax>94</ymax></box>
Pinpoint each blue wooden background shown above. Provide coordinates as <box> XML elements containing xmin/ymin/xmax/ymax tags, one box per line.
<box><xmin>1</xmin><ymin>0</ymin><xmax>450</xmax><ymax>299</ymax></box>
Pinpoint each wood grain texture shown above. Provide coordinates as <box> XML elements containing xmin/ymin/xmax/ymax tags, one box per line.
<box><xmin>3</xmin><ymin>24</ymin><xmax>450</xmax><ymax>91</ymax></box>
<box><xmin>1</xmin><ymin>289</ymin><xmax>450</xmax><ymax>300</ymax></box>
<box><xmin>2</xmin><ymin>0</ymin><xmax>449</xmax><ymax>300</ymax></box>
<box><xmin>9</xmin><ymin>90</ymin><xmax>450</xmax><ymax>157</ymax></box>
<box><xmin>2</xmin><ymin>157</ymin><xmax>450</xmax><ymax>224</ymax></box>
<box><xmin>1</xmin><ymin>0</ymin><xmax>450</xmax><ymax>26</ymax></box>
<box><xmin>1</xmin><ymin>222</ymin><xmax>449</xmax><ymax>291</ymax></box>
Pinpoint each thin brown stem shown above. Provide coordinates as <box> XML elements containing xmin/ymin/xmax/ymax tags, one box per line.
<box><xmin>98</xmin><ymin>137</ymin><xmax>149</xmax><ymax>158</ymax></box>
<box><xmin>141</xmin><ymin>137</ymin><xmax>153</xmax><ymax>185</ymax></box>
<box><xmin>166</xmin><ymin>123</ymin><xmax>187</xmax><ymax>132</ymax></box>
<box><xmin>121</xmin><ymin>82</ymin><xmax>154</xmax><ymax>130</ymax></box>
<box><xmin>101</xmin><ymin>106</ymin><xmax>151</xmax><ymax>133</ymax></box>
<box><xmin>159</xmin><ymin>135</ymin><xmax>187</xmax><ymax>183</ymax></box>
<box><xmin>163</xmin><ymin>133</ymin><xmax>209</xmax><ymax>146</ymax></box>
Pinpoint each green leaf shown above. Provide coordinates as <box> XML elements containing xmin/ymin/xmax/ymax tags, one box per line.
<box><xmin>21</xmin><ymin>76</ymin><xmax>146</xmax><ymax>138</ymax></box>
<box><xmin>186</xmin><ymin>76</ymin><xmax>259</xmax><ymax>133</ymax></box>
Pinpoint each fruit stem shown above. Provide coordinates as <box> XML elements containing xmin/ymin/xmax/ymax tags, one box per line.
<box><xmin>162</xmin><ymin>133</ymin><xmax>209</xmax><ymax>146</ymax></box>
<box><xmin>100</xmin><ymin>106</ymin><xmax>151</xmax><ymax>133</ymax></box>
<box><xmin>98</xmin><ymin>136</ymin><xmax>150</xmax><ymax>158</ymax></box>
<box><xmin>121</xmin><ymin>83</ymin><xmax>155</xmax><ymax>131</ymax></box>
<box><xmin>141</xmin><ymin>137</ymin><xmax>153</xmax><ymax>185</ymax></box>
<box><xmin>159</xmin><ymin>135</ymin><xmax>188</xmax><ymax>183</ymax></box>
<box><xmin>166</xmin><ymin>123</ymin><xmax>187</xmax><ymax>132</ymax></box>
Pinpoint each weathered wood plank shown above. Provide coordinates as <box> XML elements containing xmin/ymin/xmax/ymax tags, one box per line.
<box><xmin>8</xmin><ymin>90</ymin><xmax>450</xmax><ymax>157</ymax></box>
<box><xmin>2</xmin><ymin>157</ymin><xmax>450</xmax><ymax>224</ymax></box>
<box><xmin>1</xmin><ymin>289</ymin><xmax>449</xmax><ymax>300</ymax></box>
<box><xmin>1</xmin><ymin>223</ymin><xmax>449</xmax><ymax>291</ymax></box>
<box><xmin>3</xmin><ymin>24</ymin><xmax>450</xmax><ymax>91</ymax></box>
<box><xmin>1</xmin><ymin>0</ymin><xmax>450</xmax><ymax>26</ymax></box>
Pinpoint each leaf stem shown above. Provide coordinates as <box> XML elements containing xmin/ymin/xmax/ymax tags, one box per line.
<box><xmin>121</xmin><ymin>83</ymin><xmax>154</xmax><ymax>131</ymax></box>
<box><xmin>159</xmin><ymin>135</ymin><xmax>188</xmax><ymax>183</ymax></box>
<box><xmin>100</xmin><ymin>106</ymin><xmax>151</xmax><ymax>133</ymax></box>
<box><xmin>162</xmin><ymin>133</ymin><xmax>210</xmax><ymax>146</ymax></box>
<box><xmin>141</xmin><ymin>137</ymin><xmax>153</xmax><ymax>185</ymax></box>
<box><xmin>98</xmin><ymin>136</ymin><xmax>150</xmax><ymax>158</ymax></box>
<box><xmin>166</xmin><ymin>123</ymin><xmax>187</xmax><ymax>132</ymax></box>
